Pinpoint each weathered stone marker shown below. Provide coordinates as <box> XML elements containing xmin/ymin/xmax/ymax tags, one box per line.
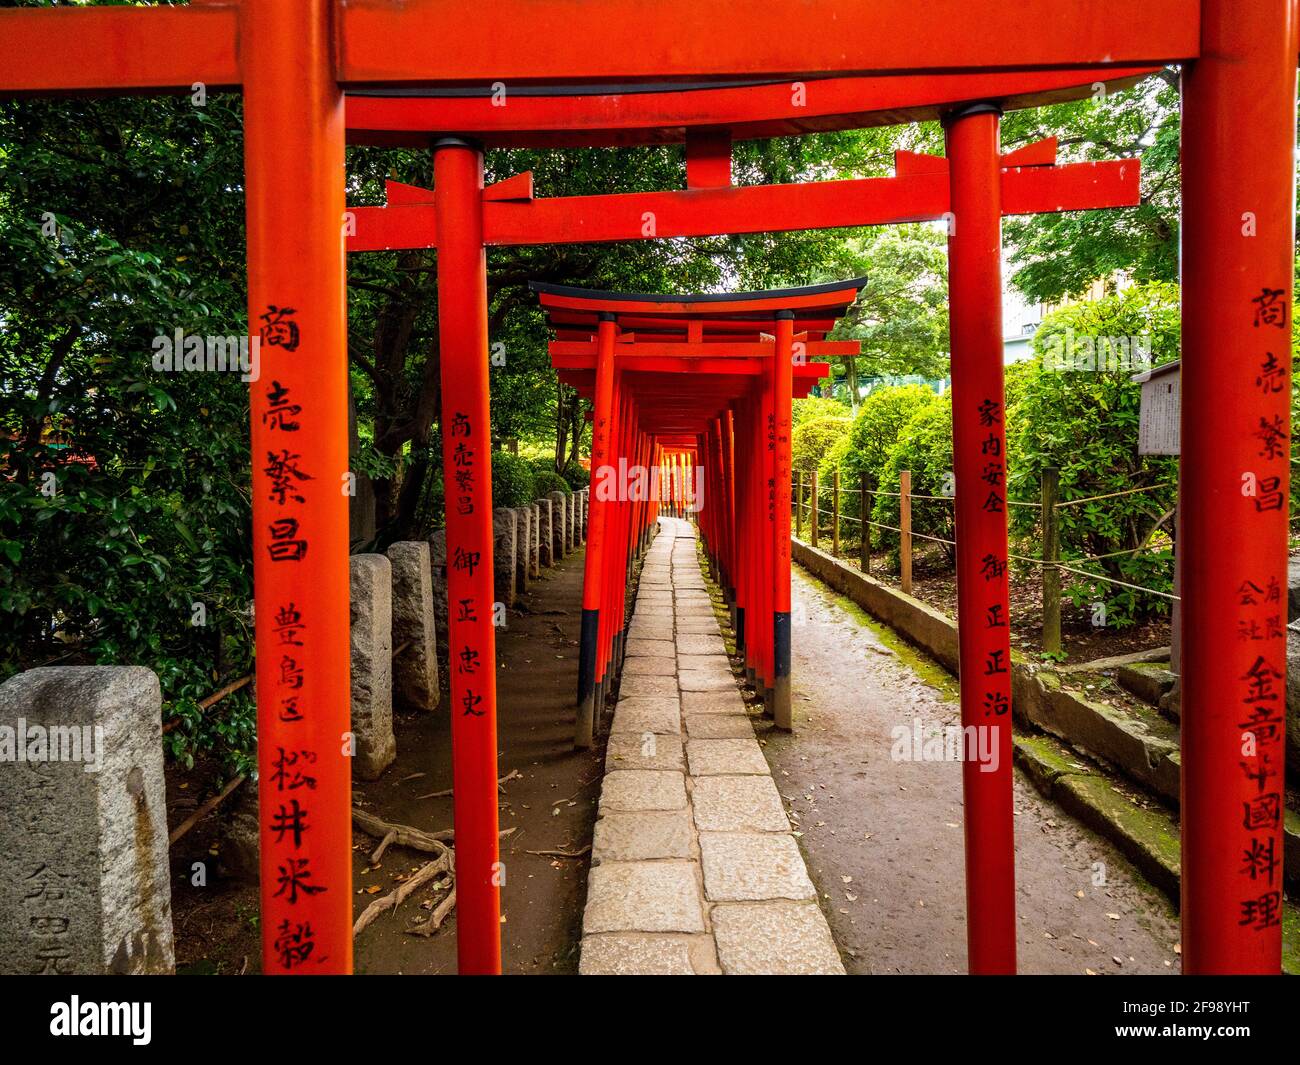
<box><xmin>537</xmin><ymin>498</ymin><xmax>554</xmax><ymax>568</ymax></box>
<box><xmin>386</xmin><ymin>541</ymin><xmax>440</xmax><ymax>713</ymax></box>
<box><xmin>530</xmin><ymin>503</ymin><xmax>542</xmax><ymax>577</ymax></box>
<box><xmin>549</xmin><ymin>490</ymin><xmax>568</xmax><ymax>560</ymax></box>
<box><xmin>427</xmin><ymin>527</ymin><xmax>449</xmax><ymax>651</ymax></box>
<box><xmin>492</xmin><ymin>507</ymin><xmax>518</xmax><ymax>608</ymax></box>
<box><xmin>514</xmin><ymin>506</ymin><xmax>532</xmax><ymax>593</ymax></box>
<box><xmin>0</xmin><ymin>666</ymin><xmax>174</xmax><ymax>975</ymax></box>
<box><xmin>350</xmin><ymin>554</ymin><xmax>396</xmax><ymax>779</ymax></box>
<box><xmin>567</xmin><ymin>491</ymin><xmax>578</xmax><ymax>552</ymax></box>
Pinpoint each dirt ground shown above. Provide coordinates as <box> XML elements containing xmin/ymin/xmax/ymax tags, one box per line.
<box><xmin>757</xmin><ymin>567</ymin><xmax>1183</xmax><ymax>975</ymax></box>
<box><xmin>814</xmin><ymin>538</ymin><xmax>1171</xmax><ymax>665</ymax></box>
<box><xmin>168</xmin><ymin>546</ymin><xmax>604</xmax><ymax>974</ymax></box>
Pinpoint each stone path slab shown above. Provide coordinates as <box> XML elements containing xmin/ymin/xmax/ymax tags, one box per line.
<box><xmin>579</xmin><ymin>517</ymin><xmax>844</xmax><ymax>975</ymax></box>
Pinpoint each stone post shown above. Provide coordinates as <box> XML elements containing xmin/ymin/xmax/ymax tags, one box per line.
<box><xmin>548</xmin><ymin>490</ymin><xmax>568</xmax><ymax>560</ymax></box>
<box><xmin>537</xmin><ymin>499</ymin><xmax>554</xmax><ymax>568</ymax></box>
<box><xmin>0</xmin><ymin>666</ymin><xmax>174</xmax><ymax>974</ymax></box>
<box><xmin>530</xmin><ymin>503</ymin><xmax>542</xmax><ymax>577</ymax></box>
<box><xmin>386</xmin><ymin>541</ymin><xmax>440</xmax><ymax>713</ymax></box>
<box><xmin>514</xmin><ymin>506</ymin><xmax>532</xmax><ymax>594</ymax></box>
<box><xmin>427</xmin><ymin>527</ymin><xmax>449</xmax><ymax>651</ymax></box>
<box><xmin>350</xmin><ymin>554</ymin><xmax>395</xmax><ymax>780</ymax></box>
<box><xmin>567</xmin><ymin>491</ymin><xmax>578</xmax><ymax>552</ymax></box>
<box><xmin>492</xmin><ymin>507</ymin><xmax>518</xmax><ymax>608</ymax></box>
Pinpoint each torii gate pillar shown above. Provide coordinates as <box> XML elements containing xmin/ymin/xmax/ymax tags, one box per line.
<box><xmin>245</xmin><ymin>0</ymin><xmax>352</xmax><ymax>976</ymax></box>
<box><xmin>431</xmin><ymin>138</ymin><xmax>502</xmax><ymax>975</ymax></box>
<box><xmin>1179</xmin><ymin>0</ymin><xmax>1296</xmax><ymax>975</ymax></box>
<box><xmin>944</xmin><ymin>103</ymin><xmax>1017</xmax><ymax>975</ymax></box>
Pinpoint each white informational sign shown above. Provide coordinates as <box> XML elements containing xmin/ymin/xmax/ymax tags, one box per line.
<box><xmin>1132</xmin><ymin>360</ymin><xmax>1180</xmax><ymax>456</ymax></box>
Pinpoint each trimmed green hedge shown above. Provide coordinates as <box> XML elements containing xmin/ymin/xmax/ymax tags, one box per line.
<box><xmin>492</xmin><ymin>452</ymin><xmax>538</xmax><ymax>508</ymax></box>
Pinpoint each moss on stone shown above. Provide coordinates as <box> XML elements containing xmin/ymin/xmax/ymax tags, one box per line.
<box><xmin>1012</xmin><ymin>733</ymin><xmax>1082</xmax><ymax>792</ymax></box>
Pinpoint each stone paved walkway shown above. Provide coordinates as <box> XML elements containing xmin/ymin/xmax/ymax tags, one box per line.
<box><xmin>578</xmin><ymin>517</ymin><xmax>844</xmax><ymax>974</ymax></box>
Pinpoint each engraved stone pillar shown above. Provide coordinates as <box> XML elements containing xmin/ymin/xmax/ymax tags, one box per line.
<box><xmin>537</xmin><ymin>499</ymin><xmax>554</xmax><ymax>568</ymax></box>
<box><xmin>548</xmin><ymin>490</ymin><xmax>568</xmax><ymax>560</ymax></box>
<box><xmin>0</xmin><ymin>666</ymin><xmax>174</xmax><ymax>974</ymax></box>
<box><xmin>492</xmin><ymin>507</ymin><xmax>518</xmax><ymax>609</ymax></box>
<box><xmin>514</xmin><ymin>506</ymin><xmax>532</xmax><ymax>594</ymax></box>
<box><xmin>350</xmin><ymin>554</ymin><xmax>395</xmax><ymax>780</ymax></box>
<box><xmin>530</xmin><ymin>503</ymin><xmax>542</xmax><ymax>577</ymax></box>
<box><xmin>386</xmin><ymin>541</ymin><xmax>440</xmax><ymax>712</ymax></box>
<box><xmin>428</xmin><ymin>527</ymin><xmax>449</xmax><ymax>652</ymax></box>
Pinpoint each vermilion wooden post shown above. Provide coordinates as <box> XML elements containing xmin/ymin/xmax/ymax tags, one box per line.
<box><xmin>734</xmin><ymin>399</ymin><xmax>752</xmax><ymax>660</ymax></box>
<box><xmin>760</xmin><ymin>368</ymin><xmax>776</xmax><ymax>708</ymax></box>
<box><xmin>772</xmin><ymin>313</ymin><xmax>795</xmax><ymax>729</ymax></box>
<box><xmin>723</xmin><ymin>409</ymin><xmax>737</xmax><ymax>600</ymax></box>
<box><xmin>576</xmin><ymin>314</ymin><xmax>617</xmax><ymax>748</ymax></box>
<box><xmin>598</xmin><ymin>384</ymin><xmax>625</xmax><ymax>710</ymax></box>
<box><xmin>945</xmin><ymin>104</ymin><xmax>1016</xmax><ymax>974</ymax></box>
<box><xmin>245</xmin><ymin>0</ymin><xmax>352</xmax><ymax>976</ymax></box>
<box><xmin>1180</xmin><ymin>0</ymin><xmax>1296</xmax><ymax>975</ymax></box>
<box><xmin>722</xmin><ymin>408</ymin><xmax>738</xmax><ymax>627</ymax></box>
<box><xmin>432</xmin><ymin>138</ymin><xmax>501</xmax><ymax>975</ymax></box>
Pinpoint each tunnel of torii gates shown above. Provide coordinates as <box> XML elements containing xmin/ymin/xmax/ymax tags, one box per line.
<box><xmin>0</xmin><ymin>0</ymin><xmax>1294</xmax><ymax>979</ymax></box>
<box><xmin>531</xmin><ymin>278</ymin><xmax>867</xmax><ymax>748</ymax></box>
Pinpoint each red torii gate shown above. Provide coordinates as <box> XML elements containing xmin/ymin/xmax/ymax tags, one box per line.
<box><xmin>531</xmin><ymin>279</ymin><xmax>863</xmax><ymax>744</ymax></box>
<box><xmin>0</xmin><ymin>0</ymin><xmax>1292</xmax><ymax>979</ymax></box>
<box><xmin>346</xmin><ymin>122</ymin><xmax>1139</xmax><ymax>980</ymax></box>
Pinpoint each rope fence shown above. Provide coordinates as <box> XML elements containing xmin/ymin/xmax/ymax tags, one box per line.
<box><xmin>791</xmin><ymin>466</ymin><xmax>1180</xmax><ymax>654</ymax></box>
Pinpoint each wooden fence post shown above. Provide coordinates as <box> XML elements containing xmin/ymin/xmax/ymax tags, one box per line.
<box><xmin>832</xmin><ymin>469</ymin><xmax>841</xmax><ymax>556</ymax></box>
<box><xmin>900</xmin><ymin>469</ymin><xmax>912</xmax><ymax>594</ymax></box>
<box><xmin>1041</xmin><ymin>467</ymin><xmax>1061</xmax><ymax>656</ymax></box>
<box><xmin>795</xmin><ymin>470</ymin><xmax>803</xmax><ymax>539</ymax></box>
<box><xmin>810</xmin><ymin>471</ymin><xmax>820</xmax><ymax>549</ymax></box>
<box><xmin>859</xmin><ymin>473</ymin><xmax>870</xmax><ymax>574</ymax></box>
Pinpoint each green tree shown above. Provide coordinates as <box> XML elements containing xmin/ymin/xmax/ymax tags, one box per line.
<box><xmin>1006</xmin><ymin>281</ymin><xmax>1181</xmax><ymax>627</ymax></box>
<box><xmin>1001</xmin><ymin>73</ymin><xmax>1180</xmax><ymax>303</ymax></box>
<box><xmin>0</xmin><ymin>90</ymin><xmax>256</xmax><ymax>772</ymax></box>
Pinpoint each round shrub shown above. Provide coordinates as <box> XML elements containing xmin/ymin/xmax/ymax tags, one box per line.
<box><xmin>491</xmin><ymin>451</ymin><xmax>538</xmax><ymax>508</ymax></box>
<box><xmin>791</xmin><ymin>416</ymin><xmax>850</xmax><ymax>475</ymax></box>
<box><xmin>840</xmin><ymin>384</ymin><xmax>940</xmax><ymax>486</ymax></box>
<box><xmin>872</xmin><ymin>395</ymin><xmax>955</xmax><ymax>563</ymax></box>
<box><xmin>533</xmin><ymin>469</ymin><xmax>571</xmax><ymax>497</ymax></box>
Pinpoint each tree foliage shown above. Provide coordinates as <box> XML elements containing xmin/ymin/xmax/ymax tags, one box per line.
<box><xmin>1007</xmin><ymin>282</ymin><xmax>1181</xmax><ymax>626</ymax></box>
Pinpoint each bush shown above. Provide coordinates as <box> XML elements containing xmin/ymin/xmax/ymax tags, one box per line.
<box><xmin>816</xmin><ymin>433</ymin><xmax>853</xmax><ymax>486</ymax></box>
<box><xmin>838</xmin><ymin>384</ymin><xmax>940</xmax><ymax>486</ymax></box>
<box><xmin>1006</xmin><ymin>282</ymin><xmax>1181</xmax><ymax>627</ymax></box>
<box><xmin>491</xmin><ymin>451</ymin><xmax>538</xmax><ymax>508</ymax></box>
<box><xmin>533</xmin><ymin>469</ymin><xmax>571</xmax><ymax>497</ymax></box>
<box><xmin>791</xmin><ymin>416</ymin><xmax>850</xmax><ymax>475</ymax></box>
<box><xmin>873</xmin><ymin>396</ymin><xmax>955</xmax><ymax>563</ymax></box>
<box><xmin>793</xmin><ymin>395</ymin><xmax>850</xmax><ymax>426</ymax></box>
<box><xmin>560</xmin><ymin>459</ymin><xmax>589</xmax><ymax>492</ymax></box>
